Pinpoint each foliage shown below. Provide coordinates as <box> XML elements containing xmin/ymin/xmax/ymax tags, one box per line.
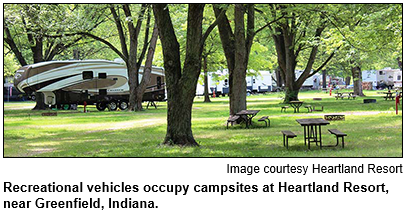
<box><xmin>3</xmin><ymin>52</ymin><xmax>20</xmax><ymax>78</ymax></box>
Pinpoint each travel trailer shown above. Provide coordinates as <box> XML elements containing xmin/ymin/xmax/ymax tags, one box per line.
<box><xmin>196</xmin><ymin>70</ymin><xmax>278</xmax><ymax>96</ymax></box>
<box><xmin>14</xmin><ymin>60</ymin><xmax>165</xmax><ymax>111</ymax></box>
<box><xmin>362</xmin><ymin>68</ymin><xmax>402</xmax><ymax>89</ymax></box>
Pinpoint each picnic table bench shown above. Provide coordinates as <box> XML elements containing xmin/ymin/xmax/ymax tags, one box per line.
<box><xmin>227</xmin><ymin>115</ymin><xmax>240</xmax><ymax>129</ymax></box>
<box><xmin>258</xmin><ymin>116</ymin><xmax>270</xmax><ymax>127</ymax></box>
<box><xmin>328</xmin><ymin>129</ymin><xmax>347</xmax><ymax>148</ymax></box>
<box><xmin>281</xmin><ymin>106</ymin><xmax>289</xmax><ymax>112</ymax></box>
<box><xmin>383</xmin><ymin>92</ymin><xmax>395</xmax><ymax>100</ymax></box>
<box><xmin>281</xmin><ymin>130</ymin><xmax>297</xmax><ymax>149</ymax></box>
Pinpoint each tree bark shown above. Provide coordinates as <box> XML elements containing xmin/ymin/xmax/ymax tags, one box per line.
<box><xmin>345</xmin><ymin>76</ymin><xmax>351</xmax><ymax>86</ymax></box>
<box><xmin>351</xmin><ymin>65</ymin><xmax>365</xmax><ymax>96</ymax></box>
<box><xmin>213</xmin><ymin>5</ymin><xmax>235</xmax><ymax>115</ymax></box>
<box><xmin>154</xmin><ymin>4</ymin><xmax>205</xmax><ymax>146</ymax></box>
<box><xmin>214</xmin><ymin>4</ymin><xmax>255</xmax><ymax>115</ymax></box>
<box><xmin>32</xmin><ymin>92</ymin><xmax>49</xmax><ymax>110</ymax></box>
<box><xmin>230</xmin><ymin>4</ymin><xmax>248</xmax><ymax>115</ymax></box>
<box><xmin>203</xmin><ymin>56</ymin><xmax>211</xmax><ymax>103</ymax></box>
<box><xmin>134</xmin><ymin>24</ymin><xmax>159</xmax><ymax>110</ymax></box>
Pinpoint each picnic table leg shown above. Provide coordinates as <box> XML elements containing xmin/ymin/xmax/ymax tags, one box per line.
<box><xmin>303</xmin><ymin>126</ymin><xmax>307</xmax><ymax>146</ymax></box>
<box><xmin>319</xmin><ymin>125</ymin><xmax>322</xmax><ymax>149</ymax></box>
<box><xmin>307</xmin><ymin>126</ymin><xmax>311</xmax><ymax>149</ymax></box>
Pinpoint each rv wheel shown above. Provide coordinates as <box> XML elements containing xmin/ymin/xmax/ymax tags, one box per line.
<box><xmin>96</xmin><ymin>102</ymin><xmax>107</xmax><ymax>111</ymax></box>
<box><xmin>108</xmin><ymin>101</ymin><xmax>118</xmax><ymax>111</ymax></box>
<box><xmin>119</xmin><ymin>101</ymin><xmax>129</xmax><ymax>110</ymax></box>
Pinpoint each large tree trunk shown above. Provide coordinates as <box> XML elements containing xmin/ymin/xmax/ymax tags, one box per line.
<box><xmin>203</xmin><ymin>56</ymin><xmax>211</xmax><ymax>103</ymax></box>
<box><xmin>214</xmin><ymin>4</ymin><xmax>254</xmax><ymax>115</ymax></box>
<box><xmin>164</xmin><ymin>88</ymin><xmax>197</xmax><ymax>146</ymax></box>
<box><xmin>154</xmin><ymin>4</ymin><xmax>205</xmax><ymax>146</ymax></box>
<box><xmin>230</xmin><ymin>4</ymin><xmax>249</xmax><ymax>114</ymax></box>
<box><xmin>351</xmin><ymin>65</ymin><xmax>365</xmax><ymax>96</ymax></box>
<box><xmin>32</xmin><ymin>92</ymin><xmax>49</xmax><ymax>110</ymax></box>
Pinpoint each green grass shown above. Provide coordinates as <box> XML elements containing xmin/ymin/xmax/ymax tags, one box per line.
<box><xmin>3</xmin><ymin>90</ymin><xmax>402</xmax><ymax>157</ymax></box>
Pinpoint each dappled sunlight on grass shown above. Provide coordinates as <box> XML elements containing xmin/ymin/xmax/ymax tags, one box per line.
<box><xmin>4</xmin><ymin>90</ymin><xmax>402</xmax><ymax>157</ymax></box>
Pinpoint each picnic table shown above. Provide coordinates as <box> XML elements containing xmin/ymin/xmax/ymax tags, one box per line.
<box><xmin>335</xmin><ymin>92</ymin><xmax>356</xmax><ymax>100</ymax></box>
<box><xmin>296</xmin><ymin>118</ymin><xmax>330</xmax><ymax>149</ymax></box>
<box><xmin>289</xmin><ymin>101</ymin><xmax>304</xmax><ymax>113</ymax></box>
<box><xmin>383</xmin><ymin>92</ymin><xmax>395</xmax><ymax>100</ymax></box>
<box><xmin>236</xmin><ymin>110</ymin><xmax>260</xmax><ymax>128</ymax></box>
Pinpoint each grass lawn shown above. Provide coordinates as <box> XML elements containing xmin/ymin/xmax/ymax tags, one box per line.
<box><xmin>3</xmin><ymin>90</ymin><xmax>402</xmax><ymax>157</ymax></box>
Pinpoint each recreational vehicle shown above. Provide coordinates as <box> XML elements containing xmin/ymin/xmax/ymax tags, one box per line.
<box><xmin>197</xmin><ymin>70</ymin><xmax>278</xmax><ymax>96</ymax></box>
<box><xmin>362</xmin><ymin>68</ymin><xmax>402</xmax><ymax>89</ymax></box>
<box><xmin>14</xmin><ymin>60</ymin><xmax>165</xmax><ymax>111</ymax></box>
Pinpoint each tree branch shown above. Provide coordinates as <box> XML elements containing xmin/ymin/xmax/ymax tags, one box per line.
<box><xmin>45</xmin><ymin>32</ymin><xmax>126</xmax><ymax>60</ymax></box>
<box><xmin>200</xmin><ymin>6</ymin><xmax>227</xmax><ymax>52</ymax></box>
<box><xmin>110</xmin><ymin>5</ymin><xmax>129</xmax><ymax>60</ymax></box>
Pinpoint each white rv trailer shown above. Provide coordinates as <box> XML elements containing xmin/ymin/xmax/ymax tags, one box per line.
<box><xmin>196</xmin><ymin>69</ymin><xmax>276</xmax><ymax>96</ymax></box>
<box><xmin>14</xmin><ymin>60</ymin><xmax>165</xmax><ymax>110</ymax></box>
<box><xmin>246</xmin><ymin>71</ymin><xmax>274</xmax><ymax>93</ymax></box>
<box><xmin>362</xmin><ymin>68</ymin><xmax>402</xmax><ymax>89</ymax></box>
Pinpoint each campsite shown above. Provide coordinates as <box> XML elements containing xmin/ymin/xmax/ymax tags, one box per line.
<box><xmin>3</xmin><ymin>90</ymin><xmax>402</xmax><ymax>157</ymax></box>
<box><xmin>3</xmin><ymin>4</ymin><xmax>402</xmax><ymax>157</ymax></box>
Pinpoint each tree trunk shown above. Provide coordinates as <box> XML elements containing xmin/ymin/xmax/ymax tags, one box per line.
<box><xmin>127</xmin><ymin>62</ymin><xmax>139</xmax><ymax>111</ymax></box>
<box><xmin>203</xmin><ymin>56</ymin><xmax>211</xmax><ymax>103</ymax></box>
<box><xmin>164</xmin><ymin>89</ymin><xmax>197</xmax><ymax>146</ymax></box>
<box><xmin>284</xmin><ymin>88</ymin><xmax>299</xmax><ymax>102</ymax></box>
<box><xmin>154</xmin><ymin>4</ymin><xmax>204</xmax><ymax>146</ymax></box>
<box><xmin>351</xmin><ymin>65</ymin><xmax>365</xmax><ymax>96</ymax></box>
<box><xmin>134</xmin><ymin>24</ymin><xmax>159</xmax><ymax>110</ymax></box>
<box><xmin>214</xmin><ymin>4</ymin><xmax>254</xmax><ymax>115</ymax></box>
<box><xmin>322</xmin><ymin>70</ymin><xmax>327</xmax><ymax>88</ymax></box>
<box><xmin>213</xmin><ymin>5</ymin><xmax>235</xmax><ymax>115</ymax></box>
<box><xmin>32</xmin><ymin>92</ymin><xmax>49</xmax><ymax>110</ymax></box>
<box><xmin>275</xmin><ymin>66</ymin><xmax>284</xmax><ymax>87</ymax></box>
<box><xmin>345</xmin><ymin>76</ymin><xmax>351</xmax><ymax>86</ymax></box>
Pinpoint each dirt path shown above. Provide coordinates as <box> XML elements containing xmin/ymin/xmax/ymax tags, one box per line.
<box><xmin>273</xmin><ymin>110</ymin><xmax>396</xmax><ymax>117</ymax></box>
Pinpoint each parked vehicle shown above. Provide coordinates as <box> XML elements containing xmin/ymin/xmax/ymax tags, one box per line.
<box><xmin>14</xmin><ymin>60</ymin><xmax>165</xmax><ymax>111</ymax></box>
<box><xmin>3</xmin><ymin>83</ymin><xmax>29</xmax><ymax>102</ymax></box>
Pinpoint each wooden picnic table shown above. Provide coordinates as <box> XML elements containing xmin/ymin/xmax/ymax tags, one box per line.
<box><xmin>236</xmin><ymin>110</ymin><xmax>260</xmax><ymax>128</ymax></box>
<box><xmin>384</xmin><ymin>92</ymin><xmax>395</xmax><ymax>100</ymax></box>
<box><xmin>296</xmin><ymin>118</ymin><xmax>330</xmax><ymax>149</ymax></box>
<box><xmin>335</xmin><ymin>92</ymin><xmax>355</xmax><ymax>100</ymax></box>
<box><xmin>289</xmin><ymin>101</ymin><xmax>304</xmax><ymax>113</ymax></box>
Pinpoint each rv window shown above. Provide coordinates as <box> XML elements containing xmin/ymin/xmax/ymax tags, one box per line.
<box><xmin>98</xmin><ymin>73</ymin><xmax>107</xmax><ymax>79</ymax></box>
<box><xmin>99</xmin><ymin>89</ymin><xmax>107</xmax><ymax>95</ymax></box>
<box><xmin>83</xmin><ymin>71</ymin><xmax>93</xmax><ymax>80</ymax></box>
<box><xmin>398</xmin><ymin>75</ymin><xmax>401</xmax><ymax>81</ymax></box>
<box><xmin>379</xmin><ymin>71</ymin><xmax>384</xmax><ymax>75</ymax></box>
<box><xmin>157</xmin><ymin>77</ymin><xmax>162</xmax><ymax>89</ymax></box>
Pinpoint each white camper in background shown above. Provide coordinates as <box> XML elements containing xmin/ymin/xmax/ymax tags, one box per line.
<box><xmin>14</xmin><ymin>60</ymin><xmax>166</xmax><ymax>110</ymax></box>
<box><xmin>362</xmin><ymin>68</ymin><xmax>401</xmax><ymax>89</ymax></box>
<box><xmin>246</xmin><ymin>71</ymin><xmax>274</xmax><ymax>93</ymax></box>
<box><xmin>295</xmin><ymin>70</ymin><xmax>321</xmax><ymax>89</ymax></box>
<box><xmin>393</xmin><ymin>69</ymin><xmax>402</xmax><ymax>88</ymax></box>
<box><xmin>362</xmin><ymin>70</ymin><xmax>378</xmax><ymax>89</ymax></box>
